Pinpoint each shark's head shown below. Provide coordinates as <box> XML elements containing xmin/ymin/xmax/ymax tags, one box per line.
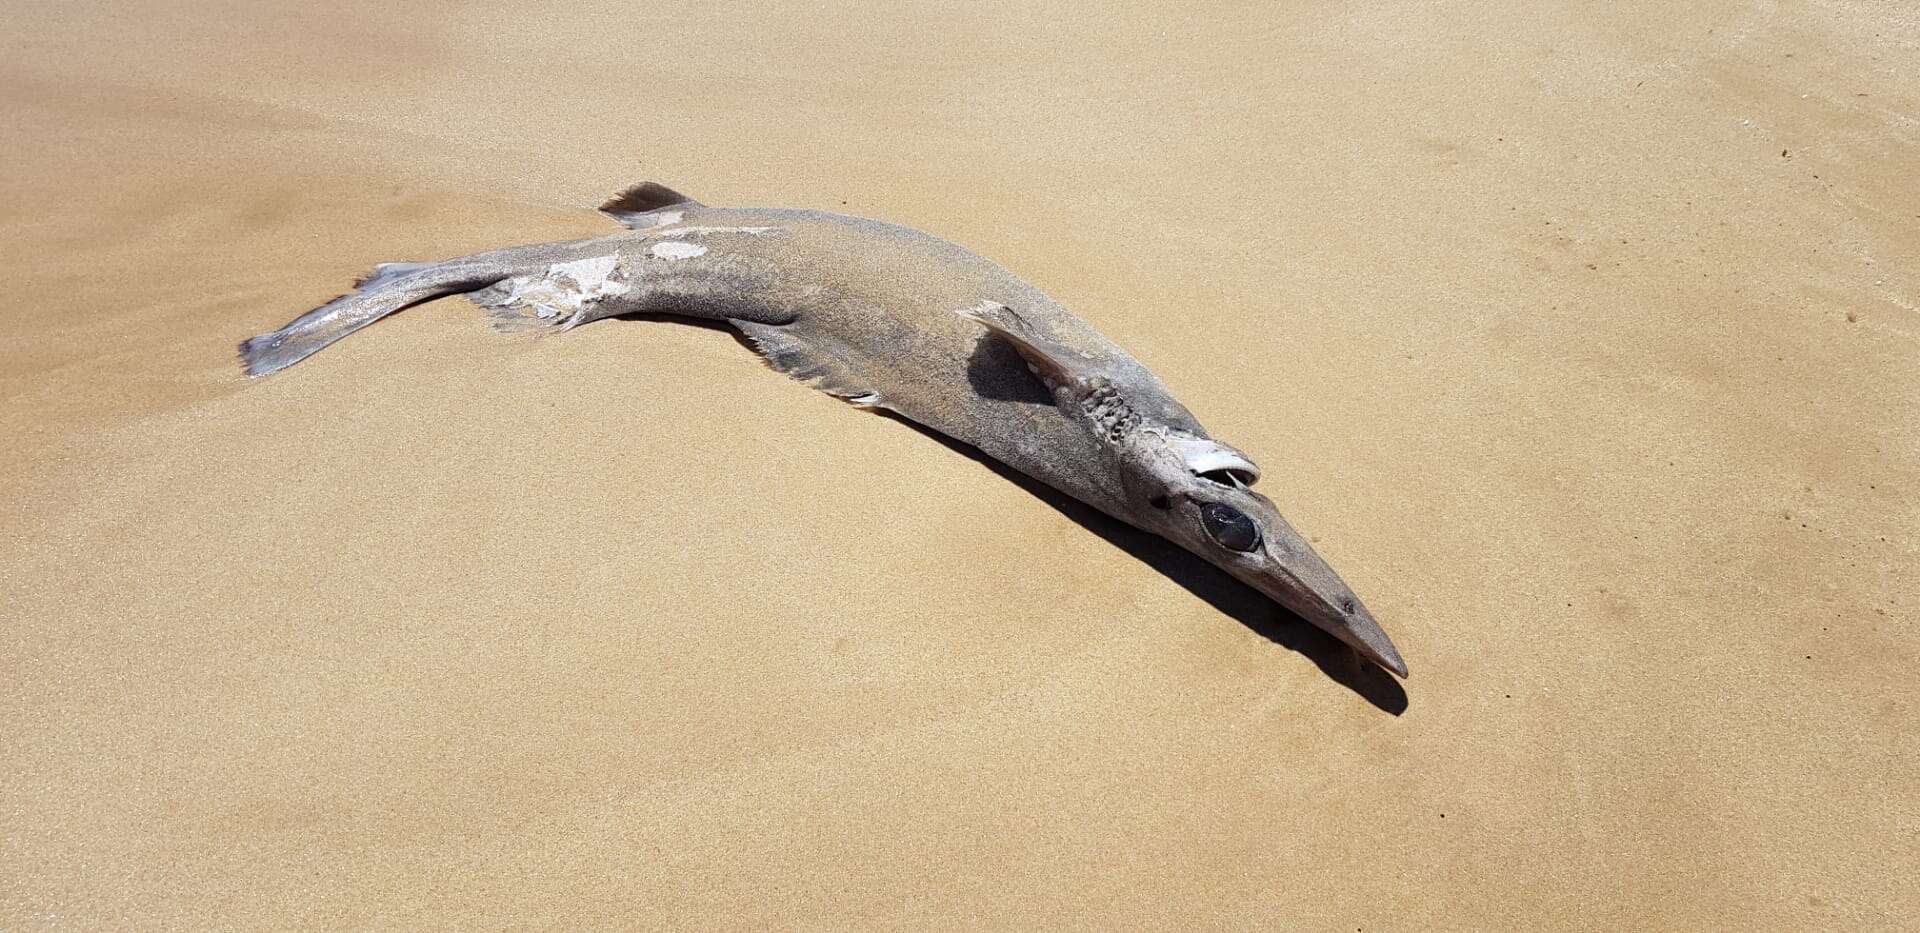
<box><xmin>1114</xmin><ymin>423</ymin><xmax>1407</xmax><ymax>677</ymax></box>
<box><xmin>959</xmin><ymin>303</ymin><xmax>1408</xmax><ymax>678</ymax></box>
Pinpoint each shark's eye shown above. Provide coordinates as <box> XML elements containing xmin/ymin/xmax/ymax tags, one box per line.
<box><xmin>1199</xmin><ymin>502</ymin><xmax>1260</xmax><ymax>552</ymax></box>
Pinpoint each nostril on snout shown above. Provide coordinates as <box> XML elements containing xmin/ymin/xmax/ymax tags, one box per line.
<box><xmin>1340</xmin><ymin>598</ymin><xmax>1356</xmax><ymax>614</ymax></box>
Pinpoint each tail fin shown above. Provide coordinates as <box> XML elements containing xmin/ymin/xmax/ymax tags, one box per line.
<box><xmin>238</xmin><ymin>261</ymin><xmax>497</xmax><ymax>377</ymax></box>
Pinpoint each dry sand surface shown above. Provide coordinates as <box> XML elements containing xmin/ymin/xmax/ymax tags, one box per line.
<box><xmin>3</xmin><ymin>0</ymin><xmax>1916</xmax><ymax>928</ymax></box>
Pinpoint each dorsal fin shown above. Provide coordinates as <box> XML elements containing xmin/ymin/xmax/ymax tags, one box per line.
<box><xmin>598</xmin><ymin>182</ymin><xmax>704</xmax><ymax>229</ymax></box>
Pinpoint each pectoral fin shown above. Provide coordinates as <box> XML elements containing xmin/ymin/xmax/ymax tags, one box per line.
<box><xmin>956</xmin><ymin>301</ymin><xmax>1263</xmax><ymax>485</ymax></box>
<box><xmin>953</xmin><ymin>301</ymin><xmax>1107</xmax><ymax>393</ymax></box>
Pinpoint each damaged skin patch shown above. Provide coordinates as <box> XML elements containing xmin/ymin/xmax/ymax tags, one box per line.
<box><xmin>650</xmin><ymin>241</ymin><xmax>708</xmax><ymax>260</ymax></box>
<box><xmin>474</xmin><ymin>253</ymin><xmax>629</xmax><ymax>328</ymax></box>
<box><xmin>648</xmin><ymin>225</ymin><xmax>782</xmax><ymax>239</ymax></box>
<box><xmin>636</xmin><ymin>209</ymin><xmax>684</xmax><ymax>229</ymax></box>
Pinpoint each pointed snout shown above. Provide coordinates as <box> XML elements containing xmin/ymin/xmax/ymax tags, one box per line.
<box><xmin>1257</xmin><ymin>578</ymin><xmax>1408</xmax><ymax>678</ymax></box>
<box><xmin>1239</xmin><ymin>531</ymin><xmax>1408</xmax><ymax>678</ymax></box>
<box><xmin>1315</xmin><ymin>597</ymin><xmax>1408</xmax><ymax>678</ymax></box>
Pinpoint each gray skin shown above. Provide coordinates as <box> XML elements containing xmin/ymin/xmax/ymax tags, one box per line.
<box><xmin>240</xmin><ymin>183</ymin><xmax>1407</xmax><ymax>678</ymax></box>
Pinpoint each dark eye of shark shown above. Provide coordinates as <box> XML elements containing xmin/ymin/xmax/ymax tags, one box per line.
<box><xmin>1199</xmin><ymin>502</ymin><xmax>1260</xmax><ymax>552</ymax></box>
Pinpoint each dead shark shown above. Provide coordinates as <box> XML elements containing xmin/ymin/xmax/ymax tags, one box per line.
<box><xmin>240</xmin><ymin>182</ymin><xmax>1408</xmax><ymax>677</ymax></box>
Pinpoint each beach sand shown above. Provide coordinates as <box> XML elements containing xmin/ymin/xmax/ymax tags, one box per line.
<box><xmin>2</xmin><ymin>0</ymin><xmax>1915</xmax><ymax>928</ymax></box>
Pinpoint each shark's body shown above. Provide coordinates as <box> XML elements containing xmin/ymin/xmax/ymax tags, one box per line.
<box><xmin>241</xmin><ymin>184</ymin><xmax>1408</xmax><ymax>677</ymax></box>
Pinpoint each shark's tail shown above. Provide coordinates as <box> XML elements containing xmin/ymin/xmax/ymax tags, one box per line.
<box><xmin>238</xmin><ymin>260</ymin><xmax>506</xmax><ymax>377</ymax></box>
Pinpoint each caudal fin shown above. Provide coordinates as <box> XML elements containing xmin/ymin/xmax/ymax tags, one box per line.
<box><xmin>238</xmin><ymin>261</ymin><xmax>492</xmax><ymax>377</ymax></box>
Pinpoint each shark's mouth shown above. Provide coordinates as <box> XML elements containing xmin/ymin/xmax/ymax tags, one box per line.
<box><xmin>1168</xmin><ymin>433</ymin><xmax>1261</xmax><ymax>486</ymax></box>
